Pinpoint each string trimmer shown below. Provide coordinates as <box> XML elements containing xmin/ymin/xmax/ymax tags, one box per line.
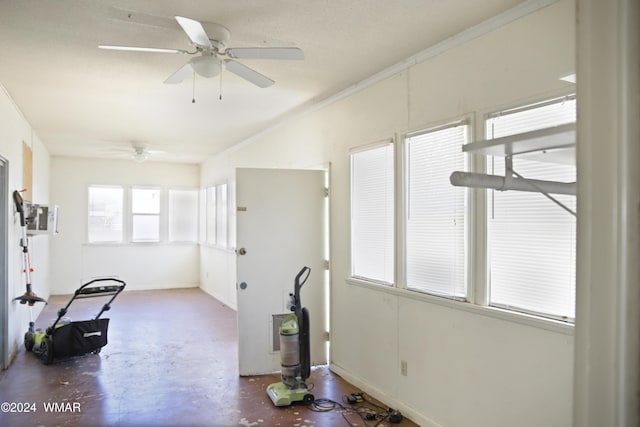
<box><xmin>12</xmin><ymin>190</ymin><xmax>47</xmax><ymax>336</ymax></box>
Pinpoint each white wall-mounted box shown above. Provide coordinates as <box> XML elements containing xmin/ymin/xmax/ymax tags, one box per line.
<box><xmin>25</xmin><ymin>203</ymin><xmax>58</xmax><ymax>235</ymax></box>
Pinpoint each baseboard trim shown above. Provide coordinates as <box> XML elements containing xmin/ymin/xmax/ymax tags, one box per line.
<box><xmin>329</xmin><ymin>363</ymin><xmax>441</xmax><ymax>427</ymax></box>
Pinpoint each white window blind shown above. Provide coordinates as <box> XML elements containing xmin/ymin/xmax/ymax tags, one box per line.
<box><xmin>486</xmin><ymin>96</ymin><xmax>576</xmax><ymax>321</ymax></box>
<box><xmin>216</xmin><ymin>183</ymin><xmax>228</xmax><ymax>248</ymax></box>
<box><xmin>168</xmin><ymin>189</ymin><xmax>199</xmax><ymax>242</ymax></box>
<box><xmin>206</xmin><ymin>186</ymin><xmax>216</xmax><ymax>244</ymax></box>
<box><xmin>88</xmin><ymin>186</ymin><xmax>123</xmax><ymax>243</ymax></box>
<box><xmin>198</xmin><ymin>188</ymin><xmax>206</xmax><ymax>242</ymax></box>
<box><xmin>131</xmin><ymin>187</ymin><xmax>161</xmax><ymax>242</ymax></box>
<box><xmin>350</xmin><ymin>142</ymin><xmax>394</xmax><ymax>284</ymax></box>
<box><xmin>405</xmin><ymin>122</ymin><xmax>467</xmax><ymax>298</ymax></box>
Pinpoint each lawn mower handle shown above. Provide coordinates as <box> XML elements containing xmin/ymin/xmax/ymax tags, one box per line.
<box><xmin>76</xmin><ymin>277</ymin><xmax>127</xmax><ymax>294</ymax></box>
<box><xmin>49</xmin><ymin>278</ymin><xmax>127</xmax><ymax>332</ymax></box>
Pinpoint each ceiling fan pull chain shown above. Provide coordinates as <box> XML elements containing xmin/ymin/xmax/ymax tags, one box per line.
<box><xmin>219</xmin><ymin>61</ymin><xmax>223</xmax><ymax>101</ymax></box>
<box><xmin>192</xmin><ymin>71</ymin><xmax>196</xmax><ymax>103</ymax></box>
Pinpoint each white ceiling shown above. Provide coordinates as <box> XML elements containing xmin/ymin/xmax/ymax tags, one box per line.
<box><xmin>0</xmin><ymin>0</ymin><xmax>527</xmax><ymax>163</ymax></box>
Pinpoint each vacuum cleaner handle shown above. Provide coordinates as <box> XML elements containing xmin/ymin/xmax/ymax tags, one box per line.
<box><xmin>292</xmin><ymin>266</ymin><xmax>311</xmax><ymax>315</ymax></box>
<box><xmin>295</xmin><ymin>266</ymin><xmax>311</xmax><ymax>289</ymax></box>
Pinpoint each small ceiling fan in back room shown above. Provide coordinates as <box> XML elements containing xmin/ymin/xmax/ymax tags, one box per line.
<box><xmin>99</xmin><ymin>14</ymin><xmax>304</xmax><ymax>91</ymax></box>
<box><xmin>101</xmin><ymin>141</ymin><xmax>166</xmax><ymax>162</ymax></box>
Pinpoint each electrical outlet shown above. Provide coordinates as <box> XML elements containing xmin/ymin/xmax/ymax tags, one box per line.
<box><xmin>401</xmin><ymin>360</ymin><xmax>408</xmax><ymax>376</ymax></box>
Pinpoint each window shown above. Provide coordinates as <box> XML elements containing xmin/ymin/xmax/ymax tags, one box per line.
<box><xmin>88</xmin><ymin>186</ymin><xmax>123</xmax><ymax>243</ymax></box>
<box><xmin>88</xmin><ymin>186</ymin><xmax>200</xmax><ymax>244</ymax></box>
<box><xmin>347</xmin><ymin>96</ymin><xmax>577</xmax><ymax>326</ymax></box>
<box><xmin>405</xmin><ymin>121</ymin><xmax>468</xmax><ymax>298</ymax></box>
<box><xmin>203</xmin><ymin>183</ymin><xmax>229</xmax><ymax>247</ymax></box>
<box><xmin>205</xmin><ymin>186</ymin><xmax>216</xmax><ymax>244</ymax></box>
<box><xmin>350</xmin><ymin>141</ymin><xmax>394</xmax><ymax>284</ymax></box>
<box><xmin>131</xmin><ymin>187</ymin><xmax>161</xmax><ymax>242</ymax></box>
<box><xmin>198</xmin><ymin>188</ymin><xmax>207</xmax><ymax>243</ymax></box>
<box><xmin>486</xmin><ymin>96</ymin><xmax>576</xmax><ymax>321</ymax></box>
<box><xmin>216</xmin><ymin>183</ymin><xmax>228</xmax><ymax>248</ymax></box>
<box><xmin>168</xmin><ymin>189</ymin><xmax>199</xmax><ymax>242</ymax></box>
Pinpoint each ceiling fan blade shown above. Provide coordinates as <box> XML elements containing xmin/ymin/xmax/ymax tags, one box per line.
<box><xmin>224</xmin><ymin>60</ymin><xmax>274</xmax><ymax>88</ymax></box>
<box><xmin>175</xmin><ymin>16</ymin><xmax>212</xmax><ymax>49</ymax></box>
<box><xmin>99</xmin><ymin>45</ymin><xmax>188</xmax><ymax>54</ymax></box>
<box><xmin>226</xmin><ymin>47</ymin><xmax>304</xmax><ymax>60</ymax></box>
<box><xmin>164</xmin><ymin>63</ymin><xmax>194</xmax><ymax>84</ymax></box>
<box><xmin>107</xmin><ymin>7</ymin><xmax>178</xmax><ymax>30</ymax></box>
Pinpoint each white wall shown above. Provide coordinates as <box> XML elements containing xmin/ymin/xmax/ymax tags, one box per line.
<box><xmin>200</xmin><ymin>244</ymin><xmax>237</xmax><ymax>308</ymax></box>
<box><xmin>0</xmin><ymin>85</ymin><xmax>52</xmax><ymax>366</ymax></box>
<box><xmin>200</xmin><ymin>1</ymin><xmax>575</xmax><ymax>426</ymax></box>
<box><xmin>50</xmin><ymin>157</ymin><xmax>200</xmax><ymax>294</ymax></box>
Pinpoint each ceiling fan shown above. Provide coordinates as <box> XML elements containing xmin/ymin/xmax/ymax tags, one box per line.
<box><xmin>103</xmin><ymin>142</ymin><xmax>165</xmax><ymax>162</ymax></box>
<box><xmin>99</xmin><ymin>16</ymin><xmax>304</xmax><ymax>88</ymax></box>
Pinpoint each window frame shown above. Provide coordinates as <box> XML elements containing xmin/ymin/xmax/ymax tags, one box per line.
<box><xmin>205</xmin><ymin>186</ymin><xmax>217</xmax><ymax>245</ymax></box>
<box><xmin>87</xmin><ymin>185</ymin><xmax>124</xmax><ymax>243</ymax></box>
<box><xmin>216</xmin><ymin>183</ymin><xmax>229</xmax><ymax>249</ymax></box>
<box><xmin>483</xmin><ymin>95</ymin><xmax>577</xmax><ymax>322</ymax></box>
<box><xmin>130</xmin><ymin>186</ymin><xmax>162</xmax><ymax>243</ymax></box>
<box><xmin>402</xmin><ymin>119</ymin><xmax>470</xmax><ymax>301</ymax></box>
<box><xmin>202</xmin><ymin>182</ymin><xmax>230</xmax><ymax>249</ymax></box>
<box><xmin>348</xmin><ymin>138</ymin><xmax>396</xmax><ymax>286</ymax></box>
<box><xmin>198</xmin><ymin>188</ymin><xmax>207</xmax><ymax>243</ymax></box>
<box><xmin>168</xmin><ymin>187</ymin><xmax>200</xmax><ymax>243</ymax></box>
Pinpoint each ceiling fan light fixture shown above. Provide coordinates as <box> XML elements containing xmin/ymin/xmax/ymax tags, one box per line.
<box><xmin>190</xmin><ymin>55</ymin><xmax>223</xmax><ymax>78</ymax></box>
<box><xmin>131</xmin><ymin>144</ymin><xmax>150</xmax><ymax>162</ymax></box>
<box><xmin>133</xmin><ymin>151</ymin><xmax>149</xmax><ymax>162</ymax></box>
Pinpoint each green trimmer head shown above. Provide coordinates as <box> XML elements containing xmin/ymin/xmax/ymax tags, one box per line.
<box><xmin>13</xmin><ymin>284</ymin><xmax>47</xmax><ymax>306</ymax></box>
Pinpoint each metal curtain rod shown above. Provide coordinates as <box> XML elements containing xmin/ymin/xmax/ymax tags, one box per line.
<box><xmin>450</xmin><ymin>156</ymin><xmax>576</xmax><ymax>216</ymax></box>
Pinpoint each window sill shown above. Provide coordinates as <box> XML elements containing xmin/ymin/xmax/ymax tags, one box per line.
<box><xmin>199</xmin><ymin>242</ymin><xmax>236</xmax><ymax>253</ymax></box>
<box><xmin>345</xmin><ymin>277</ymin><xmax>574</xmax><ymax>336</ymax></box>
<box><xmin>83</xmin><ymin>241</ymin><xmax>199</xmax><ymax>247</ymax></box>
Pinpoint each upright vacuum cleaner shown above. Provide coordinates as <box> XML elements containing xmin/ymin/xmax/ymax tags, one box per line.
<box><xmin>267</xmin><ymin>266</ymin><xmax>315</xmax><ymax>406</ymax></box>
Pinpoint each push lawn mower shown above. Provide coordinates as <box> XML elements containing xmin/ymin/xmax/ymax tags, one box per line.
<box><xmin>267</xmin><ymin>266</ymin><xmax>315</xmax><ymax>406</ymax></box>
<box><xmin>25</xmin><ymin>277</ymin><xmax>126</xmax><ymax>365</ymax></box>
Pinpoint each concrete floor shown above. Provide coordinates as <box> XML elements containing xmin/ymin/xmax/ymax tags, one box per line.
<box><xmin>0</xmin><ymin>288</ymin><xmax>417</xmax><ymax>427</ymax></box>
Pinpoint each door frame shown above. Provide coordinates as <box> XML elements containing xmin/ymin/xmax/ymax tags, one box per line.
<box><xmin>0</xmin><ymin>156</ymin><xmax>9</xmax><ymax>370</ymax></box>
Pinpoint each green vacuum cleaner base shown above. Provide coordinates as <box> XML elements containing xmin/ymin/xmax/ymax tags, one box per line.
<box><xmin>267</xmin><ymin>382</ymin><xmax>314</xmax><ymax>407</ymax></box>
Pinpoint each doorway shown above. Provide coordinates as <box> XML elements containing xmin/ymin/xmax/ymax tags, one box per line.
<box><xmin>235</xmin><ymin>167</ymin><xmax>329</xmax><ymax>375</ymax></box>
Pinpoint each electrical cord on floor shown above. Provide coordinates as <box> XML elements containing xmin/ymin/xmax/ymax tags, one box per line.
<box><xmin>361</xmin><ymin>394</ymin><xmax>399</xmax><ymax>426</ymax></box>
<box><xmin>310</xmin><ymin>398</ymin><xmax>344</xmax><ymax>412</ymax></box>
<box><xmin>309</xmin><ymin>398</ymin><xmax>358</xmax><ymax>427</ymax></box>
<box><xmin>310</xmin><ymin>392</ymin><xmax>402</xmax><ymax>427</ymax></box>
